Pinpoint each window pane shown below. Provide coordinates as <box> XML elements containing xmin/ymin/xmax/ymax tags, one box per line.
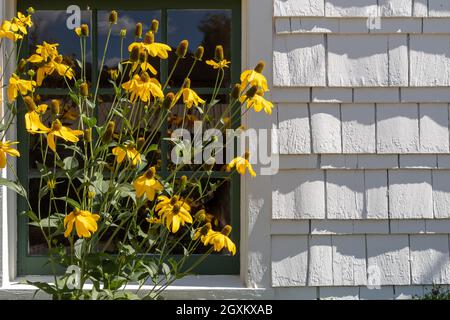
<box><xmin>97</xmin><ymin>10</ymin><xmax>161</xmax><ymax>87</ymax></box>
<box><xmin>167</xmin><ymin>10</ymin><xmax>232</xmax><ymax>88</ymax></box>
<box><xmin>28</xmin><ymin>10</ymin><xmax>92</xmax><ymax>87</ymax></box>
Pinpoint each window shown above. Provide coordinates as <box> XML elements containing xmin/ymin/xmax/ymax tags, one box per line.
<box><xmin>16</xmin><ymin>0</ymin><xmax>241</xmax><ymax>275</ymax></box>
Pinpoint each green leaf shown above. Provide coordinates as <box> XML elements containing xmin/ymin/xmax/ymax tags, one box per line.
<box><xmin>81</xmin><ymin>114</ymin><xmax>97</xmax><ymax>128</ymax></box>
<box><xmin>74</xmin><ymin>239</ymin><xmax>84</xmax><ymax>259</ymax></box>
<box><xmin>0</xmin><ymin>178</ymin><xmax>27</xmax><ymax>198</ymax></box>
<box><xmin>63</xmin><ymin>156</ymin><xmax>79</xmax><ymax>171</ymax></box>
<box><xmin>22</xmin><ymin>210</ymin><xmax>39</xmax><ymax>223</ymax></box>
<box><xmin>53</xmin><ymin>197</ymin><xmax>81</xmax><ymax>209</ymax></box>
<box><xmin>69</xmin><ymin>92</ymin><xmax>79</xmax><ymax>105</ymax></box>
<box><xmin>29</xmin><ymin>214</ymin><xmax>64</xmax><ymax>228</ymax></box>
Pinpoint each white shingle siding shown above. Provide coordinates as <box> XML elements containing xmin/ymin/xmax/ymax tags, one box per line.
<box><xmin>325</xmin><ymin>0</ymin><xmax>378</xmax><ymax>17</ymax></box>
<box><xmin>379</xmin><ymin>0</ymin><xmax>413</xmax><ymax>17</ymax></box>
<box><xmin>278</xmin><ymin>104</ymin><xmax>311</xmax><ymax>154</ymax></box>
<box><xmin>366</xmin><ymin>235</ymin><xmax>411</xmax><ymax>285</ymax></box>
<box><xmin>410</xmin><ymin>235</ymin><xmax>450</xmax><ymax>284</ymax></box>
<box><xmin>388</xmin><ymin>170</ymin><xmax>433</xmax><ymax>219</ymax></box>
<box><xmin>341</xmin><ymin>104</ymin><xmax>376</xmax><ymax>153</ymax></box>
<box><xmin>274</xmin><ymin>0</ymin><xmax>325</xmax><ymax>17</ymax></box>
<box><xmin>332</xmin><ymin>235</ymin><xmax>367</xmax><ymax>286</ymax></box>
<box><xmin>308</xmin><ymin>236</ymin><xmax>334</xmax><ymax>286</ymax></box>
<box><xmin>273</xmin><ymin>34</ymin><xmax>326</xmax><ymax>86</ymax></box>
<box><xmin>310</xmin><ymin>104</ymin><xmax>342</xmax><ymax>153</ymax></box>
<box><xmin>272</xmin><ymin>170</ymin><xmax>326</xmax><ymax>219</ymax></box>
<box><xmin>428</xmin><ymin>0</ymin><xmax>450</xmax><ymax>17</ymax></box>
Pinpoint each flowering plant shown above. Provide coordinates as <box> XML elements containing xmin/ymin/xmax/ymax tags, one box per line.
<box><xmin>0</xmin><ymin>9</ymin><xmax>272</xmax><ymax>300</ymax></box>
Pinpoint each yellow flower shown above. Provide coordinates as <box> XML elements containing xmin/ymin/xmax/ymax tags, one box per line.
<box><xmin>193</xmin><ymin>223</ymin><xmax>213</xmax><ymax>242</ymax></box>
<box><xmin>226</xmin><ymin>152</ymin><xmax>256</xmax><ymax>177</ymax></box>
<box><xmin>112</xmin><ymin>142</ymin><xmax>142</xmax><ymax>166</ymax></box>
<box><xmin>35</xmin><ymin>56</ymin><xmax>75</xmax><ymax>86</ymax></box>
<box><xmin>75</xmin><ymin>27</ymin><xmax>81</xmax><ymax>36</ymax></box>
<box><xmin>203</xmin><ymin>225</ymin><xmax>236</xmax><ymax>256</ymax></box>
<box><xmin>27</xmin><ymin>42</ymin><xmax>59</xmax><ymax>63</ymax></box>
<box><xmin>0</xmin><ymin>21</ymin><xmax>22</xmax><ymax>41</ymax></box>
<box><xmin>7</xmin><ymin>73</ymin><xmax>36</xmax><ymax>102</ymax></box>
<box><xmin>133</xmin><ymin>167</ymin><xmax>164</xmax><ymax>201</ymax></box>
<box><xmin>156</xmin><ymin>195</ymin><xmax>193</xmax><ymax>233</ymax></box>
<box><xmin>23</xmin><ymin>97</ymin><xmax>50</xmax><ymax>134</ymax></box>
<box><xmin>174</xmin><ymin>78</ymin><xmax>205</xmax><ymax>109</ymax></box>
<box><xmin>46</xmin><ymin>119</ymin><xmax>83</xmax><ymax>152</ymax></box>
<box><xmin>64</xmin><ymin>208</ymin><xmax>100</xmax><ymax>238</ymax></box>
<box><xmin>206</xmin><ymin>59</ymin><xmax>230</xmax><ymax>69</ymax></box>
<box><xmin>122</xmin><ymin>72</ymin><xmax>164</xmax><ymax>103</ymax></box>
<box><xmin>240</xmin><ymin>90</ymin><xmax>273</xmax><ymax>115</ymax></box>
<box><xmin>16</xmin><ymin>12</ymin><xmax>33</xmax><ymax>30</ymax></box>
<box><xmin>47</xmin><ymin>179</ymin><xmax>56</xmax><ymax>190</ymax></box>
<box><xmin>128</xmin><ymin>31</ymin><xmax>171</xmax><ymax>59</ymax></box>
<box><xmin>240</xmin><ymin>68</ymin><xmax>268</xmax><ymax>92</ymax></box>
<box><xmin>146</xmin><ymin>217</ymin><xmax>161</xmax><ymax>224</ymax></box>
<box><xmin>0</xmin><ymin>141</ymin><xmax>20</xmax><ymax>168</ymax></box>
<box><xmin>155</xmin><ymin>195</ymin><xmax>190</xmax><ymax>213</ymax></box>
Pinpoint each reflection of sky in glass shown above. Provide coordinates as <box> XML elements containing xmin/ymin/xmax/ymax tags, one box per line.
<box><xmin>98</xmin><ymin>10</ymin><xmax>161</xmax><ymax>69</ymax></box>
<box><xmin>29</xmin><ymin>10</ymin><xmax>92</xmax><ymax>61</ymax></box>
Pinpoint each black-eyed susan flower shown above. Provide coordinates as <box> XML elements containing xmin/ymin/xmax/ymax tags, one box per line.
<box><xmin>27</xmin><ymin>42</ymin><xmax>59</xmax><ymax>63</ymax></box>
<box><xmin>240</xmin><ymin>61</ymin><xmax>269</xmax><ymax>92</ymax></box>
<box><xmin>64</xmin><ymin>208</ymin><xmax>100</xmax><ymax>238</ymax></box>
<box><xmin>7</xmin><ymin>74</ymin><xmax>36</xmax><ymax>102</ymax></box>
<box><xmin>46</xmin><ymin>119</ymin><xmax>83</xmax><ymax>152</ymax></box>
<box><xmin>133</xmin><ymin>167</ymin><xmax>164</xmax><ymax>201</ymax></box>
<box><xmin>226</xmin><ymin>152</ymin><xmax>256</xmax><ymax>177</ymax></box>
<box><xmin>240</xmin><ymin>87</ymin><xmax>273</xmax><ymax>115</ymax></box>
<box><xmin>0</xmin><ymin>21</ymin><xmax>22</xmax><ymax>41</ymax></box>
<box><xmin>128</xmin><ymin>31</ymin><xmax>171</xmax><ymax>59</ymax></box>
<box><xmin>34</xmin><ymin>55</ymin><xmax>75</xmax><ymax>86</ymax></box>
<box><xmin>206</xmin><ymin>59</ymin><xmax>230</xmax><ymax>70</ymax></box>
<box><xmin>156</xmin><ymin>196</ymin><xmax>193</xmax><ymax>233</ymax></box>
<box><xmin>112</xmin><ymin>142</ymin><xmax>142</xmax><ymax>166</ymax></box>
<box><xmin>23</xmin><ymin>96</ymin><xmax>49</xmax><ymax>134</ymax></box>
<box><xmin>0</xmin><ymin>141</ymin><xmax>20</xmax><ymax>168</ymax></box>
<box><xmin>122</xmin><ymin>72</ymin><xmax>164</xmax><ymax>103</ymax></box>
<box><xmin>174</xmin><ymin>78</ymin><xmax>205</xmax><ymax>109</ymax></box>
<box><xmin>203</xmin><ymin>225</ymin><xmax>236</xmax><ymax>256</ymax></box>
<box><xmin>193</xmin><ymin>222</ymin><xmax>213</xmax><ymax>242</ymax></box>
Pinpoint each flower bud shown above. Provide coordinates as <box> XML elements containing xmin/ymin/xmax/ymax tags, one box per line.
<box><xmin>35</xmin><ymin>94</ymin><xmax>41</xmax><ymax>104</ymax></box>
<box><xmin>109</xmin><ymin>10</ymin><xmax>118</xmax><ymax>24</ymax></box>
<box><xmin>23</xmin><ymin>96</ymin><xmax>37</xmax><ymax>112</ymax></box>
<box><xmin>151</xmin><ymin>19</ymin><xmax>159</xmax><ymax>33</ymax></box>
<box><xmin>221</xmin><ymin>225</ymin><xmax>232</xmax><ymax>236</ymax></box>
<box><xmin>80</xmin><ymin>82</ymin><xmax>89</xmax><ymax>97</ymax></box>
<box><xmin>194</xmin><ymin>209</ymin><xmax>206</xmax><ymax>222</ymax></box>
<box><xmin>88</xmin><ymin>190</ymin><xmax>96</xmax><ymax>199</ymax></box>
<box><xmin>47</xmin><ymin>179</ymin><xmax>56</xmax><ymax>190</ymax></box>
<box><xmin>194</xmin><ymin>46</ymin><xmax>204</xmax><ymax>61</ymax></box>
<box><xmin>102</xmin><ymin>121</ymin><xmax>115</xmax><ymax>143</ymax></box>
<box><xmin>139</xmin><ymin>50</ymin><xmax>147</xmax><ymax>63</ymax></box>
<box><xmin>180</xmin><ymin>175</ymin><xmax>188</xmax><ymax>191</ymax></box>
<box><xmin>182</xmin><ymin>78</ymin><xmax>191</xmax><ymax>89</ymax></box>
<box><xmin>130</xmin><ymin>46</ymin><xmax>140</xmax><ymax>62</ymax></box>
<box><xmin>176</xmin><ymin>40</ymin><xmax>189</xmax><ymax>58</ymax></box>
<box><xmin>214</xmin><ymin>45</ymin><xmax>224</xmax><ymax>62</ymax></box>
<box><xmin>27</xmin><ymin>69</ymin><xmax>35</xmax><ymax>78</ymax></box>
<box><xmin>120</xmin><ymin>28</ymin><xmax>127</xmax><ymax>38</ymax></box>
<box><xmin>80</xmin><ymin>24</ymin><xmax>89</xmax><ymax>37</ymax></box>
<box><xmin>162</xmin><ymin>92</ymin><xmax>175</xmax><ymax>109</ymax></box>
<box><xmin>17</xmin><ymin>58</ymin><xmax>27</xmax><ymax>73</ymax></box>
<box><xmin>200</xmin><ymin>223</ymin><xmax>212</xmax><ymax>236</ymax></box>
<box><xmin>84</xmin><ymin>128</ymin><xmax>92</xmax><ymax>142</ymax></box>
<box><xmin>135</xmin><ymin>23</ymin><xmax>143</xmax><ymax>38</ymax></box>
<box><xmin>143</xmin><ymin>31</ymin><xmax>154</xmax><ymax>44</ymax></box>
<box><xmin>50</xmin><ymin>99</ymin><xmax>60</xmax><ymax>115</ymax></box>
<box><xmin>137</xmin><ymin>137</ymin><xmax>145</xmax><ymax>150</ymax></box>
<box><xmin>254</xmin><ymin>60</ymin><xmax>265</xmax><ymax>74</ymax></box>
<box><xmin>145</xmin><ymin>167</ymin><xmax>156</xmax><ymax>179</ymax></box>
<box><xmin>244</xmin><ymin>151</ymin><xmax>251</xmax><ymax>160</ymax></box>
<box><xmin>27</xmin><ymin>7</ymin><xmax>35</xmax><ymax>14</ymax></box>
<box><xmin>231</xmin><ymin>84</ymin><xmax>241</xmax><ymax>100</ymax></box>
<box><xmin>246</xmin><ymin>85</ymin><xmax>258</xmax><ymax>99</ymax></box>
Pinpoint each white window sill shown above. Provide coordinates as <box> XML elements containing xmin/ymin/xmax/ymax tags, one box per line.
<box><xmin>0</xmin><ymin>275</ymin><xmax>269</xmax><ymax>299</ymax></box>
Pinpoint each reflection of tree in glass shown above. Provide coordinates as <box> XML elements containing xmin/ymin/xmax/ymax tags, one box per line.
<box><xmin>168</xmin><ymin>13</ymin><xmax>232</xmax><ymax>88</ymax></box>
<box><xmin>198</xmin><ymin>13</ymin><xmax>231</xmax><ymax>61</ymax></box>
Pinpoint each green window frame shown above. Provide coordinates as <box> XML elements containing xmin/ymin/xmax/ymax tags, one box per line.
<box><xmin>16</xmin><ymin>0</ymin><xmax>241</xmax><ymax>275</ymax></box>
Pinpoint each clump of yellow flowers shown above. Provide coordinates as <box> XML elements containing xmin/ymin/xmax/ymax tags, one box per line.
<box><xmin>0</xmin><ymin>9</ymin><xmax>271</xmax><ymax>300</ymax></box>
